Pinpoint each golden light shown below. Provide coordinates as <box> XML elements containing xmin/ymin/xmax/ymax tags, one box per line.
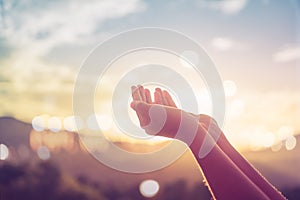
<box><xmin>277</xmin><ymin>126</ymin><xmax>294</xmax><ymax>140</ymax></box>
<box><xmin>97</xmin><ymin>114</ymin><xmax>113</xmax><ymax>131</ymax></box>
<box><xmin>229</xmin><ymin>98</ymin><xmax>245</xmax><ymax>118</ymax></box>
<box><xmin>195</xmin><ymin>90</ymin><xmax>212</xmax><ymax>116</ymax></box>
<box><xmin>263</xmin><ymin>132</ymin><xmax>275</xmax><ymax>148</ymax></box>
<box><xmin>248</xmin><ymin>129</ymin><xmax>276</xmax><ymax>151</ymax></box>
<box><xmin>271</xmin><ymin>142</ymin><xmax>282</xmax><ymax>152</ymax></box>
<box><xmin>139</xmin><ymin>179</ymin><xmax>160</xmax><ymax>198</ymax></box>
<box><xmin>223</xmin><ymin>80</ymin><xmax>237</xmax><ymax>97</ymax></box>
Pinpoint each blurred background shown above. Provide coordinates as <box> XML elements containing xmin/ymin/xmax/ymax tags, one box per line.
<box><xmin>0</xmin><ymin>0</ymin><xmax>299</xmax><ymax>199</ymax></box>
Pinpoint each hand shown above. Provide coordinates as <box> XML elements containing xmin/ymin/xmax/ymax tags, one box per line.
<box><xmin>130</xmin><ymin>85</ymin><xmax>198</xmax><ymax>139</ymax></box>
<box><xmin>131</xmin><ymin>86</ymin><xmax>286</xmax><ymax>200</ymax></box>
<box><xmin>150</xmin><ymin>87</ymin><xmax>220</xmax><ymax>133</ymax></box>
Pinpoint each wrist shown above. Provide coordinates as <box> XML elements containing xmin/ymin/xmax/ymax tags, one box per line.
<box><xmin>189</xmin><ymin>123</ymin><xmax>211</xmax><ymax>157</ymax></box>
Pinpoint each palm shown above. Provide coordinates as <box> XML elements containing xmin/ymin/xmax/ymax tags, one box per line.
<box><xmin>130</xmin><ymin>85</ymin><xmax>197</xmax><ymax>138</ymax></box>
<box><xmin>131</xmin><ymin>86</ymin><xmax>218</xmax><ymax>131</ymax></box>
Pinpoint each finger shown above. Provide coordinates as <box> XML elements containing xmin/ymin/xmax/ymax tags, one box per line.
<box><xmin>154</xmin><ymin>88</ymin><xmax>163</xmax><ymax>104</ymax></box>
<box><xmin>163</xmin><ymin>90</ymin><xmax>177</xmax><ymax>108</ymax></box>
<box><xmin>145</xmin><ymin>88</ymin><xmax>152</xmax><ymax>103</ymax></box>
<box><xmin>131</xmin><ymin>86</ymin><xmax>141</xmax><ymax>101</ymax></box>
<box><xmin>130</xmin><ymin>101</ymin><xmax>136</xmax><ymax>110</ymax></box>
<box><xmin>158</xmin><ymin>88</ymin><xmax>168</xmax><ymax>105</ymax></box>
<box><xmin>138</xmin><ymin>85</ymin><xmax>146</xmax><ymax>101</ymax></box>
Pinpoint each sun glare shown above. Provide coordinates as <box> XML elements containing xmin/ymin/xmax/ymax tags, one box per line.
<box><xmin>277</xmin><ymin>126</ymin><xmax>294</xmax><ymax>140</ymax></box>
<box><xmin>223</xmin><ymin>80</ymin><xmax>237</xmax><ymax>97</ymax></box>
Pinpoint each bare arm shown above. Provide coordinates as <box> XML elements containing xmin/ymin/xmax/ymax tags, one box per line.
<box><xmin>131</xmin><ymin>85</ymin><xmax>286</xmax><ymax>200</ymax></box>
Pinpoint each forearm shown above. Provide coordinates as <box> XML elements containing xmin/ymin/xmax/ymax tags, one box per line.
<box><xmin>130</xmin><ymin>86</ymin><xmax>285</xmax><ymax>199</ymax></box>
<box><xmin>213</xmin><ymin>130</ymin><xmax>286</xmax><ymax>199</ymax></box>
<box><xmin>189</xmin><ymin>126</ymin><xmax>269</xmax><ymax>200</ymax></box>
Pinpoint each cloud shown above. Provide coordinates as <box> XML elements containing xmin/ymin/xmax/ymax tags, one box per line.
<box><xmin>0</xmin><ymin>0</ymin><xmax>146</xmax><ymax>118</ymax></box>
<box><xmin>273</xmin><ymin>46</ymin><xmax>300</xmax><ymax>62</ymax></box>
<box><xmin>200</xmin><ymin>0</ymin><xmax>248</xmax><ymax>15</ymax></box>
<box><xmin>0</xmin><ymin>37</ymin><xmax>12</xmax><ymax>59</ymax></box>
<box><xmin>0</xmin><ymin>0</ymin><xmax>146</xmax><ymax>57</ymax></box>
<box><xmin>211</xmin><ymin>37</ymin><xmax>233</xmax><ymax>51</ymax></box>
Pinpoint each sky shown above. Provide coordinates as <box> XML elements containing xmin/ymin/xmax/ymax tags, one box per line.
<box><xmin>0</xmin><ymin>0</ymin><xmax>299</xmax><ymax>151</ymax></box>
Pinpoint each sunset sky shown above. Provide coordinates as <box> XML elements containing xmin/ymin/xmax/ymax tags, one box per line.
<box><xmin>0</xmin><ymin>0</ymin><xmax>299</xmax><ymax>151</ymax></box>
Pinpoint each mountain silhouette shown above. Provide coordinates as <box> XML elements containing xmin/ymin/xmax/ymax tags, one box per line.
<box><xmin>0</xmin><ymin>116</ymin><xmax>32</xmax><ymax>147</ymax></box>
<box><xmin>0</xmin><ymin>117</ymin><xmax>299</xmax><ymax>189</ymax></box>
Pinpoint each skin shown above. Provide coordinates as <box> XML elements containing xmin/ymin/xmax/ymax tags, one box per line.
<box><xmin>130</xmin><ymin>85</ymin><xmax>286</xmax><ymax>200</ymax></box>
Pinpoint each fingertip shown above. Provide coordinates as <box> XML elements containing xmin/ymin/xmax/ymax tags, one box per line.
<box><xmin>145</xmin><ymin>88</ymin><xmax>152</xmax><ymax>103</ymax></box>
<box><xmin>131</xmin><ymin>85</ymin><xmax>137</xmax><ymax>92</ymax></box>
<box><xmin>130</xmin><ymin>102</ymin><xmax>136</xmax><ymax>109</ymax></box>
<box><xmin>162</xmin><ymin>90</ymin><xmax>171</xmax><ymax>97</ymax></box>
<box><xmin>154</xmin><ymin>90</ymin><xmax>162</xmax><ymax>104</ymax></box>
<box><xmin>138</xmin><ymin>85</ymin><xmax>145</xmax><ymax>101</ymax></box>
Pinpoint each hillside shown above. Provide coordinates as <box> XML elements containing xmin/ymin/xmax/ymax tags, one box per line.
<box><xmin>0</xmin><ymin>117</ymin><xmax>299</xmax><ymax>190</ymax></box>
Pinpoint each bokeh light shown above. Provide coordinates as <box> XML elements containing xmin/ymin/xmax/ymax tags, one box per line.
<box><xmin>48</xmin><ymin>116</ymin><xmax>62</xmax><ymax>132</ymax></box>
<box><xmin>32</xmin><ymin>115</ymin><xmax>46</xmax><ymax>132</ymax></box>
<box><xmin>139</xmin><ymin>179</ymin><xmax>160</xmax><ymax>198</ymax></box>
<box><xmin>87</xmin><ymin>114</ymin><xmax>112</xmax><ymax>131</ymax></box>
<box><xmin>285</xmin><ymin>136</ymin><xmax>297</xmax><ymax>151</ymax></box>
<box><xmin>271</xmin><ymin>141</ymin><xmax>282</xmax><ymax>152</ymax></box>
<box><xmin>0</xmin><ymin>144</ymin><xmax>9</xmax><ymax>160</ymax></box>
<box><xmin>63</xmin><ymin>115</ymin><xmax>83</xmax><ymax>132</ymax></box>
<box><xmin>97</xmin><ymin>115</ymin><xmax>113</xmax><ymax>131</ymax></box>
<box><xmin>37</xmin><ymin>146</ymin><xmax>51</xmax><ymax>160</ymax></box>
<box><xmin>277</xmin><ymin>126</ymin><xmax>294</xmax><ymax>140</ymax></box>
<box><xmin>262</xmin><ymin>132</ymin><xmax>275</xmax><ymax>148</ymax></box>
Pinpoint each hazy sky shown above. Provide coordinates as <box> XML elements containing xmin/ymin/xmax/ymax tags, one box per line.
<box><xmin>0</xmin><ymin>0</ymin><xmax>299</xmax><ymax>150</ymax></box>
